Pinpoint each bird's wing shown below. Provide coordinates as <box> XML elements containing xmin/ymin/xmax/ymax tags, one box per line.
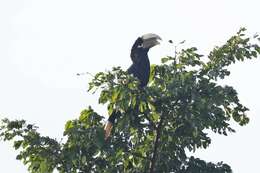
<box><xmin>130</xmin><ymin>37</ymin><xmax>143</xmax><ymax>63</ymax></box>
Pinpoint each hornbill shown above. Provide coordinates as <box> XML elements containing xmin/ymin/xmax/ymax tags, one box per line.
<box><xmin>104</xmin><ymin>33</ymin><xmax>162</xmax><ymax>139</ymax></box>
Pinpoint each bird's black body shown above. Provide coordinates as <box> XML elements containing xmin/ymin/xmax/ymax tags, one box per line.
<box><xmin>108</xmin><ymin>37</ymin><xmax>153</xmax><ymax>124</ymax></box>
<box><xmin>127</xmin><ymin>37</ymin><xmax>150</xmax><ymax>87</ymax></box>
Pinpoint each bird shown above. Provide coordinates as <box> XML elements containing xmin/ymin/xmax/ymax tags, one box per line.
<box><xmin>104</xmin><ymin>33</ymin><xmax>162</xmax><ymax>139</ymax></box>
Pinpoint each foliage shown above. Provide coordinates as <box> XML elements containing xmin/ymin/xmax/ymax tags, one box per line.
<box><xmin>1</xmin><ymin>28</ymin><xmax>260</xmax><ymax>173</ymax></box>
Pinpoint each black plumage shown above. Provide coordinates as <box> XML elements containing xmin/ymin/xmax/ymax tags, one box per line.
<box><xmin>127</xmin><ymin>37</ymin><xmax>151</xmax><ymax>87</ymax></box>
<box><xmin>108</xmin><ymin>37</ymin><xmax>152</xmax><ymax>124</ymax></box>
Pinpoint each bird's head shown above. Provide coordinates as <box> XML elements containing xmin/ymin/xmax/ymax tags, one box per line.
<box><xmin>141</xmin><ymin>33</ymin><xmax>162</xmax><ymax>49</ymax></box>
<box><xmin>130</xmin><ymin>33</ymin><xmax>162</xmax><ymax>62</ymax></box>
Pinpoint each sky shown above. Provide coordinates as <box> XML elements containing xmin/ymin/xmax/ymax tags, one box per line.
<box><xmin>0</xmin><ymin>0</ymin><xmax>259</xmax><ymax>172</ymax></box>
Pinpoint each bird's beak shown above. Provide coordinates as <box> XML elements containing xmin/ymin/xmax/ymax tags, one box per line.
<box><xmin>141</xmin><ymin>33</ymin><xmax>162</xmax><ymax>49</ymax></box>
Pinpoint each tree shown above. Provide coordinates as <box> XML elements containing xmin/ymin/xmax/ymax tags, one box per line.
<box><xmin>1</xmin><ymin>28</ymin><xmax>260</xmax><ymax>173</ymax></box>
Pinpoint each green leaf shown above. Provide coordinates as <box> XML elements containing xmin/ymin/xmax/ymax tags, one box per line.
<box><xmin>96</xmin><ymin>127</ymin><xmax>105</xmax><ymax>148</ymax></box>
<box><xmin>161</xmin><ymin>57</ymin><xmax>170</xmax><ymax>63</ymax></box>
<box><xmin>252</xmin><ymin>51</ymin><xmax>257</xmax><ymax>58</ymax></box>
<box><xmin>13</xmin><ymin>140</ymin><xmax>23</xmax><ymax>150</ymax></box>
<box><xmin>131</xmin><ymin>96</ymin><xmax>137</xmax><ymax>107</ymax></box>
<box><xmin>179</xmin><ymin>40</ymin><xmax>186</xmax><ymax>44</ymax></box>
<box><xmin>151</xmin><ymin>112</ymin><xmax>160</xmax><ymax>122</ymax></box>
<box><xmin>40</xmin><ymin>160</ymin><xmax>49</xmax><ymax>173</ymax></box>
<box><xmin>99</xmin><ymin>90</ymin><xmax>109</xmax><ymax>104</ymax></box>
<box><xmin>16</xmin><ymin>154</ymin><xmax>22</xmax><ymax>160</ymax></box>
<box><xmin>139</xmin><ymin>101</ymin><xmax>147</xmax><ymax>113</ymax></box>
<box><xmin>79</xmin><ymin>108</ymin><xmax>94</xmax><ymax>122</ymax></box>
<box><xmin>149</xmin><ymin>64</ymin><xmax>156</xmax><ymax>83</ymax></box>
<box><xmin>108</xmin><ymin>103</ymin><xmax>114</xmax><ymax>115</ymax></box>
<box><xmin>112</xmin><ymin>88</ymin><xmax>120</xmax><ymax>102</ymax></box>
<box><xmin>255</xmin><ymin>46</ymin><xmax>260</xmax><ymax>54</ymax></box>
<box><xmin>65</xmin><ymin>120</ymin><xmax>73</xmax><ymax>131</ymax></box>
<box><xmin>148</xmin><ymin>102</ymin><xmax>156</xmax><ymax>112</ymax></box>
<box><xmin>82</xmin><ymin>155</ymin><xmax>87</xmax><ymax>163</ymax></box>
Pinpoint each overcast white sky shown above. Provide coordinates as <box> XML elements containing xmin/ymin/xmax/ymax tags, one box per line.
<box><xmin>0</xmin><ymin>0</ymin><xmax>260</xmax><ymax>172</ymax></box>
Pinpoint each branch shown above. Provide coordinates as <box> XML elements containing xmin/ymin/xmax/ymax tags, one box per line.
<box><xmin>149</xmin><ymin>114</ymin><xmax>164</xmax><ymax>173</ymax></box>
<box><xmin>149</xmin><ymin>99</ymin><xmax>179</xmax><ymax>173</ymax></box>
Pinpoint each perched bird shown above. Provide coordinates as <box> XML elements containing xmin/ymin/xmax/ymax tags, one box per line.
<box><xmin>104</xmin><ymin>33</ymin><xmax>162</xmax><ymax>139</ymax></box>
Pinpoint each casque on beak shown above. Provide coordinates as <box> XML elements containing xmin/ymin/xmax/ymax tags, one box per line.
<box><xmin>141</xmin><ymin>33</ymin><xmax>162</xmax><ymax>49</ymax></box>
